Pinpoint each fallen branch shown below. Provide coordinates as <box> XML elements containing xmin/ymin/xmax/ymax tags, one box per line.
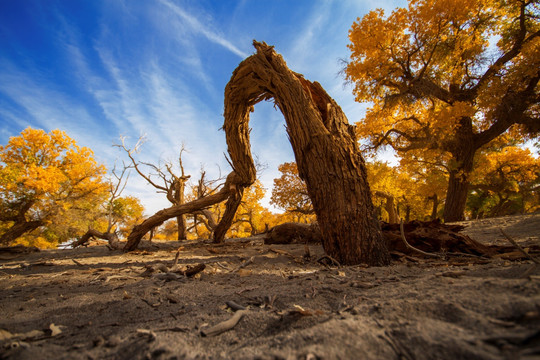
<box><xmin>72</xmin><ymin>229</ymin><xmax>122</xmax><ymax>250</ymax></box>
<box><xmin>317</xmin><ymin>255</ymin><xmax>341</xmax><ymax>267</ymax></box>
<box><xmin>173</xmin><ymin>250</ymin><xmax>180</xmax><ymax>267</ymax></box>
<box><xmin>225</xmin><ymin>300</ymin><xmax>246</xmax><ymax>311</ymax></box>
<box><xmin>500</xmin><ymin>229</ymin><xmax>539</xmax><ymax>264</ymax></box>
<box><xmin>124</xmin><ymin>171</ymin><xmax>243</xmax><ymax>251</ymax></box>
<box><xmin>232</xmin><ymin>256</ymin><xmax>254</xmax><ymax>272</ymax></box>
<box><xmin>182</xmin><ymin>263</ymin><xmax>206</xmax><ymax>277</ymax></box>
<box><xmin>399</xmin><ymin>220</ymin><xmax>442</xmax><ymax>258</ymax></box>
<box><xmin>200</xmin><ymin>310</ymin><xmax>248</xmax><ymax>337</ymax></box>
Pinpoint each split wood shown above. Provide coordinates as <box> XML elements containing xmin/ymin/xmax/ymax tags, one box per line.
<box><xmin>200</xmin><ymin>310</ymin><xmax>248</xmax><ymax>337</ymax></box>
<box><xmin>399</xmin><ymin>220</ymin><xmax>442</xmax><ymax>259</ymax></box>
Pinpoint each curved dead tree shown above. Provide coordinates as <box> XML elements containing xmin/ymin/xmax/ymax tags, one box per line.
<box><xmin>222</xmin><ymin>41</ymin><xmax>390</xmax><ymax>266</ymax></box>
<box><xmin>124</xmin><ymin>172</ymin><xmax>243</xmax><ymax>251</ymax></box>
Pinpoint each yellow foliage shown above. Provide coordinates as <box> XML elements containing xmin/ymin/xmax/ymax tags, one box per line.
<box><xmin>230</xmin><ymin>180</ymin><xmax>268</xmax><ymax>237</ymax></box>
<box><xmin>270</xmin><ymin>162</ymin><xmax>315</xmax><ymax>223</ymax></box>
<box><xmin>472</xmin><ymin>146</ymin><xmax>540</xmax><ymax>191</ymax></box>
<box><xmin>347</xmin><ymin>0</ymin><xmax>539</xmax><ymax>152</ymax></box>
<box><xmin>0</xmin><ymin>127</ymin><xmax>108</xmax><ymax>247</ymax></box>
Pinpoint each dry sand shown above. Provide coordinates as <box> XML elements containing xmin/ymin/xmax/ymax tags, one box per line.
<box><xmin>1</xmin><ymin>214</ymin><xmax>539</xmax><ymax>359</ymax></box>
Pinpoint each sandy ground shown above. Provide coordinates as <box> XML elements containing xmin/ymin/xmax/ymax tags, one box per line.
<box><xmin>1</xmin><ymin>214</ymin><xmax>539</xmax><ymax>359</ymax></box>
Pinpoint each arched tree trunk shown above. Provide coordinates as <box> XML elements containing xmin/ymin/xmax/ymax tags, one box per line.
<box><xmin>221</xmin><ymin>41</ymin><xmax>390</xmax><ymax>265</ymax></box>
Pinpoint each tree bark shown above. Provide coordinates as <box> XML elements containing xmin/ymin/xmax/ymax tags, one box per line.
<box><xmin>444</xmin><ymin>164</ymin><xmax>472</xmax><ymax>222</ymax></box>
<box><xmin>176</xmin><ymin>215</ymin><xmax>186</xmax><ymax>240</ymax></box>
<box><xmin>71</xmin><ymin>229</ymin><xmax>121</xmax><ymax>249</ymax></box>
<box><xmin>375</xmin><ymin>191</ymin><xmax>399</xmax><ymax>224</ymax></box>
<box><xmin>213</xmin><ymin>188</ymin><xmax>244</xmax><ymax>243</ymax></box>
<box><xmin>222</xmin><ymin>41</ymin><xmax>390</xmax><ymax>265</ymax></box>
<box><xmin>443</xmin><ymin>117</ymin><xmax>476</xmax><ymax>222</ymax></box>
<box><xmin>174</xmin><ymin>177</ymin><xmax>189</xmax><ymax>240</ymax></box>
<box><xmin>0</xmin><ymin>220</ymin><xmax>43</xmax><ymax>246</ymax></box>
<box><xmin>427</xmin><ymin>194</ymin><xmax>439</xmax><ymax>221</ymax></box>
<box><xmin>124</xmin><ymin>172</ymin><xmax>242</xmax><ymax>251</ymax></box>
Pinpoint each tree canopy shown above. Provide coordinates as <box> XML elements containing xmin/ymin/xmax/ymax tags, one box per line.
<box><xmin>0</xmin><ymin>127</ymin><xmax>108</xmax><ymax>247</ymax></box>
<box><xmin>271</xmin><ymin>162</ymin><xmax>315</xmax><ymax>222</ymax></box>
<box><xmin>469</xmin><ymin>144</ymin><xmax>540</xmax><ymax>217</ymax></box>
<box><xmin>346</xmin><ymin>0</ymin><xmax>540</xmax><ymax>221</ymax></box>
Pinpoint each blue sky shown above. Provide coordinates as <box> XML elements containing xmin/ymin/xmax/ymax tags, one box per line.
<box><xmin>0</xmin><ymin>0</ymin><xmax>403</xmax><ymax>214</ymax></box>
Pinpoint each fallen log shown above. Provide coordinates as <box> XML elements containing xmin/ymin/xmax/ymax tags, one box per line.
<box><xmin>71</xmin><ymin>229</ymin><xmax>122</xmax><ymax>249</ymax></box>
<box><xmin>263</xmin><ymin>220</ymin><xmax>514</xmax><ymax>259</ymax></box>
<box><xmin>264</xmin><ymin>222</ymin><xmax>322</xmax><ymax>245</ymax></box>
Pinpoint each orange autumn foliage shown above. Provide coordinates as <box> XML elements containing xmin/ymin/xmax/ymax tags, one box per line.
<box><xmin>346</xmin><ymin>0</ymin><xmax>540</xmax><ymax>221</ymax></box>
<box><xmin>0</xmin><ymin>127</ymin><xmax>108</xmax><ymax>247</ymax></box>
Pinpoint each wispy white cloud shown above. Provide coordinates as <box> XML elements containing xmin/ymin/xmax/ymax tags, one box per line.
<box><xmin>0</xmin><ymin>60</ymin><xmax>112</xmax><ymax>153</ymax></box>
<box><xmin>158</xmin><ymin>0</ymin><xmax>248</xmax><ymax>58</ymax></box>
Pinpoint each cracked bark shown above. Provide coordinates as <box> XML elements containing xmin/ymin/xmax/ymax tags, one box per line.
<box><xmin>221</xmin><ymin>41</ymin><xmax>390</xmax><ymax>265</ymax></box>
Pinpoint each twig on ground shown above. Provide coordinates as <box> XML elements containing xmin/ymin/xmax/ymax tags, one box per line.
<box><xmin>499</xmin><ymin>229</ymin><xmax>539</xmax><ymax>264</ymax></box>
<box><xmin>136</xmin><ymin>329</ymin><xmax>157</xmax><ymax>341</ymax></box>
<box><xmin>521</xmin><ymin>264</ymin><xmax>539</xmax><ymax>278</ymax></box>
<box><xmin>399</xmin><ymin>220</ymin><xmax>442</xmax><ymax>259</ymax></box>
<box><xmin>317</xmin><ymin>255</ymin><xmax>340</xmax><ymax>267</ymax></box>
<box><xmin>173</xmin><ymin>250</ymin><xmax>180</xmax><ymax>267</ymax></box>
<box><xmin>268</xmin><ymin>248</ymin><xmax>303</xmax><ymax>263</ymax></box>
<box><xmin>232</xmin><ymin>256</ymin><xmax>254</xmax><ymax>272</ymax></box>
<box><xmin>215</xmin><ymin>262</ymin><xmax>231</xmax><ymax>271</ymax></box>
<box><xmin>225</xmin><ymin>300</ymin><xmax>246</xmax><ymax>311</ymax></box>
<box><xmin>72</xmin><ymin>259</ymin><xmax>84</xmax><ymax>266</ymax></box>
<box><xmin>200</xmin><ymin>310</ymin><xmax>248</xmax><ymax>337</ymax></box>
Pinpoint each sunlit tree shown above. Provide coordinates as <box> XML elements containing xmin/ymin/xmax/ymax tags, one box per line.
<box><xmin>271</xmin><ymin>162</ymin><xmax>315</xmax><ymax>223</ymax></box>
<box><xmin>0</xmin><ymin>127</ymin><xmax>108</xmax><ymax>247</ymax></box>
<box><xmin>110</xmin><ymin>195</ymin><xmax>145</xmax><ymax>238</ymax></box>
<box><xmin>346</xmin><ymin>0</ymin><xmax>540</xmax><ymax>221</ymax></box>
<box><xmin>469</xmin><ymin>144</ymin><xmax>540</xmax><ymax>217</ymax></box>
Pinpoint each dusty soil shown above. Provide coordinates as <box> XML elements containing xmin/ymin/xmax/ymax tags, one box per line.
<box><xmin>1</xmin><ymin>214</ymin><xmax>539</xmax><ymax>360</ymax></box>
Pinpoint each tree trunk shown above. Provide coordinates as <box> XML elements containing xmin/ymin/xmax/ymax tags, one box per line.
<box><xmin>222</xmin><ymin>41</ymin><xmax>390</xmax><ymax>265</ymax></box>
<box><xmin>443</xmin><ymin>154</ymin><xmax>475</xmax><ymax>222</ymax></box>
<box><xmin>71</xmin><ymin>229</ymin><xmax>121</xmax><ymax>249</ymax></box>
<box><xmin>174</xmin><ymin>178</ymin><xmax>188</xmax><ymax>240</ymax></box>
<box><xmin>376</xmin><ymin>191</ymin><xmax>398</xmax><ymax>224</ymax></box>
<box><xmin>124</xmin><ymin>172</ymin><xmax>241</xmax><ymax>251</ymax></box>
<box><xmin>404</xmin><ymin>205</ymin><xmax>411</xmax><ymax>223</ymax></box>
<box><xmin>213</xmin><ymin>189</ymin><xmax>244</xmax><ymax>242</ymax></box>
<box><xmin>428</xmin><ymin>194</ymin><xmax>439</xmax><ymax>221</ymax></box>
<box><xmin>443</xmin><ymin>118</ymin><xmax>476</xmax><ymax>222</ymax></box>
<box><xmin>176</xmin><ymin>215</ymin><xmax>186</xmax><ymax>240</ymax></box>
<box><xmin>0</xmin><ymin>220</ymin><xmax>43</xmax><ymax>246</ymax></box>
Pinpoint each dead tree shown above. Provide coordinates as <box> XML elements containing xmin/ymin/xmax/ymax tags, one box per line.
<box><xmin>123</xmin><ymin>41</ymin><xmax>390</xmax><ymax>265</ymax></box>
<box><xmin>118</xmin><ymin>137</ymin><xmax>191</xmax><ymax>240</ymax></box>
<box><xmin>124</xmin><ymin>172</ymin><xmax>243</xmax><ymax>250</ymax></box>
<box><xmin>221</xmin><ymin>41</ymin><xmax>390</xmax><ymax>265</ymax></box>
<box><xmin>72</xmin><ymin>165</ymin><xmax>128</xmax><ymax>249</ymax></box>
